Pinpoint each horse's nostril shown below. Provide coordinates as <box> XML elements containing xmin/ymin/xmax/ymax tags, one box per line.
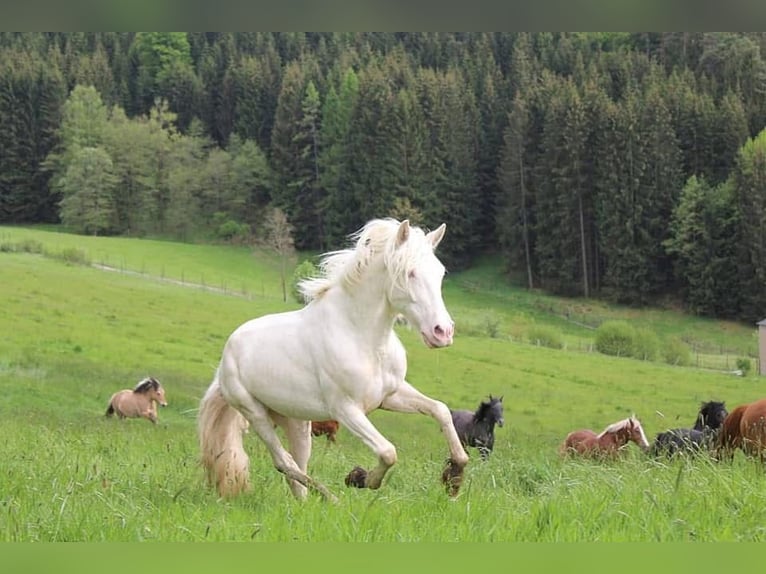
<box><xmin>434</xmin><ymin>324</ymin><xmax>454</xmax><ymax>339</ymax></box>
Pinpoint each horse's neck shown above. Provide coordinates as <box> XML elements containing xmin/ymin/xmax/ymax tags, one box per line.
<box><xmin>323</xmin><ymin>277</ymin><xmax>397</xmax><ymax>345</ymax></box>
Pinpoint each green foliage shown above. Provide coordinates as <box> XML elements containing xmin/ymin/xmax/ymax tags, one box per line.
<box><xmin>291</xmin><ymin>259</ymin><xmax>318</xmax><ymax>304</ymax></box>
<box><xmin>662</xmin><ymin>337</ymin><xmax>692</xmax><ymax>366</ymax></box>
<box><xmin>665</xmin><ymin>176</ymin><xmax>741</xmax><ymax>318</ymax></box>
<box><xmin>6</xmin><ymin>33</ymin><xmax>766</xmax><ymax>322</ymax></box>
<box><xmin>736</xmin><ymin>357</ymin><xmax>752</xmax><ymax>375</ymax></box>
<box><xmin>58</xmin><ymin>146</ymin><xmax>118</xmax><ymax>235</ymax></box>
<box><xmin>594</xmin><ymin>320</ymin><xmax>637</xmax><ymax>358</ymax></box>
<box><xmin>49</xmin><ymin>246</ymin><xmax>90</xmax><ymax>265</ymax></box>
<box><xmin>526</xmin><ymin>324</ymin><xmax>563</xmax><ymax>349</ymax></box>
<box><xmin>633</xmin><ymin>327</ymin><xmax>659</xmax><ymax>361</ymax></box>
<box><xmin>213</xmin><ymin>217</ymin><xmax>250</xmax><ymax>243</ymax></box>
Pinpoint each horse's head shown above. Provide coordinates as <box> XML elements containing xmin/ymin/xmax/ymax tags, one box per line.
<box><xmin>473</xmin><ymin>395</ymin><xmax>505</xmax><ymax>428</ymax></box>
<box><xmin>387</xmin><ymin>220</ymin><xmax>454</xmax><ymax>348</ymax></box>
<box><xmin>698</xmin><ymin>401</ymin><xmax>727</xmax><ymax>430</ymax></box>
<box><xmin>154</xmin><ymin>384</ymin><xmax>168</xmax><ymax>407</ymax></box>
<box><xmin>487</xmin><ymin>395</ymin><xmax>504</xmax><ymax>428</ymax></box>
<box><xmin>626</xmin><ymin>416</ymin><xmax>650</xmax><ymax>450</ymax></box>
<box><xmin>135</xmin><ymin>377</ymin><xmax>168</xmax><ymax>407</ymax></box>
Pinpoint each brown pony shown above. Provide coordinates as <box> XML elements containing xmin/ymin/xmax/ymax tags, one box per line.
<box><xmin>718</xmin><ymin>399</ymin><xmax>766</xmax><ymax>461</ymax></box>
<box><xmin>311</xmin><ymin>420</ymin><xmax>340</xmax><ymax>443</ymax></box>
<box><xmin>105</xmin><ymin>377</ymin><xmax>168</xmax><ymax>424</ymax></box>
<box><xmin>560</xmin><ymin>415</ymin><xmax>650</xmax><ymax>459</ymax></box>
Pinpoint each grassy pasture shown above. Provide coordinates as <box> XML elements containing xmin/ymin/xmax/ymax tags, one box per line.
<box><xmin>2</xmin><ymin>228</ymin><xmax>766</xmax><ymax>541</ymax></box>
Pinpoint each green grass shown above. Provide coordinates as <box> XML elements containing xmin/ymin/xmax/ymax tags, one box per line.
<box><xmin>2</xmin><ymin>227</ymin><xmax>766</xmax><ymax>541</ymax></box>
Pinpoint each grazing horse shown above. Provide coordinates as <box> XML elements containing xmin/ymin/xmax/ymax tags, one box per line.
<box><xmin>311</xmin><ymin>420</ymin><xmax>340</xmax><ymax>443</ymax></box>
<box><xmin>560</xmin><ymin>415</ymin><xmax>650</xmax><ymax>459</ymax></box>
<box><xmin>717</xmin><ymin>398</ymin><xmax>766</xmax><ymax>462</ymax></box>
<box><xmin>198</xmin><ymin>219</ymin><xmax>467</xmax><ymax>502</ymax></box>
<box><xmin>105</xmin><ymin>377</ymin><xmax>168</xmax><ymax>424</ymax></box>
<box><xmin>651</xmin><ymin>401</ymin><xmax>728</xmax><ymax>457</ymax></box>
<box><xmin>450</xmin><ymin>395</ymin><xmax>504</xmax><ymax>461</ymax></box>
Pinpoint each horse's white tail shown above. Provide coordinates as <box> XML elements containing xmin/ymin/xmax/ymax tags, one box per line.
<box><xmin>198</xmin><ymin>376</ymin><xmax>251</xmax><ymax>497</ymax></box>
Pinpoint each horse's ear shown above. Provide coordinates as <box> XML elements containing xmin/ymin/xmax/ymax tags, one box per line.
<box><xmin>426</xmin><ymin>223</ymin><xmax>446</xmax><ymax>249</ymax></box>
<box><xmin>499</xmin><ymin>395</ymin><xmax>504</xmax><ymax>402</ymax></box>
<box><xmin>396</xmin><ymin>220</ymin><xmax>411</xmax><ymax>246</ymax></box>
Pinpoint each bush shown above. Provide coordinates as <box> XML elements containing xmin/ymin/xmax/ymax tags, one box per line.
<box><xmin>49</xmin><ymin>247</ymin><xmax>90</xmax><ymax>266</ymax></box>
<box><xmin>736</xmin><ymin>357</ymin><xmax>752</xmax><ymax>376</ymax></box>
<box><xmin>0</xmin><ymin>239</ymin><xmax>43</xmax><ymax>254</ymax></box>
<box><xmin>662</xmin><ymin>337</ymin><xmax>691</xmax><ymax>366</ymax></box>
<box><xmin>526</xmin><ymin>324</ymin><xmax>563</xmax><ymax>349</ymax></box>
<box><xmin>291</xmin><ymin>259</ymin><xmax>318</xmax><ymax>304</ymax></box>
<box><xmin>215</xmin><ymin>219</ymin><xmax>250</xmax><ymax>242</ymax></box>
<box><xmin>483</xmin><ymin>315</ymin><xmax>501</xmax><ymax>338</ymax></box>
<box><xmin>633</xmin><ymin>328</ymin><xmax>659</xmax><ymax>361</ymax></box>
<box><xmin>594</xmin><ymin>320</ymin><xmax>637</xmax><ymax>357</ymax></box>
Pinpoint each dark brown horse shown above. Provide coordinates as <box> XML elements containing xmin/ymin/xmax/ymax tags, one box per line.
<box><xmin>561</xmin><ymin>415</ymin><xmax>650</xmax><ymax>459</ymax></box>
<box><xmin>311</xmin><ymin>420</ymin><xmax>340</xmax><ymax>443</ymax></box>
<box><xmin>718</xmin><ymin>399</ymin><xmax>766</xmax><ymax>462</ymax></box>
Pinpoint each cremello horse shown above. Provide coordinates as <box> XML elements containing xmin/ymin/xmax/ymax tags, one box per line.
<box><xmin>198</xmin><ymin>218</ymin><xmax>467</xmax><ymax>502</ymax></box>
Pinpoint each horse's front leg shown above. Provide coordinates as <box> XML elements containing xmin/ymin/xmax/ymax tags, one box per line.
<box><xmin>335</xmin><ymin>408</ymin><xmax>398</xmax><ymax>490</ymax></box>
<box><xmin>380</xmin><ymin>381</ymin><xmax>469</xmax><ymax>496</ymax></box>
<box><xmin>146</xmin><ymin>402</ymin><xmax>158</xmax><ymax>424</ymax></box>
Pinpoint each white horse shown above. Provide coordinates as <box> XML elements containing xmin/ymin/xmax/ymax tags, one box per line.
<box><xmin>198</xmin><ymin>218</ymin><xmax>468</xmax><ymax>502</ymax></box>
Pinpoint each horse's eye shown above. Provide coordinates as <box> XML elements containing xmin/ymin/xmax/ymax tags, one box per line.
<box><xmin>408</xmin><ymin>269</ymin><xmax>416</xmax><ymax>279</ymax></box>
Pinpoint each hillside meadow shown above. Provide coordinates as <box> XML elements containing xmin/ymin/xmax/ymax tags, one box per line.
<box><xmin>1</xmin><ymin>226</ymin><xmax>766</xmax><ymax>542</ymax></box>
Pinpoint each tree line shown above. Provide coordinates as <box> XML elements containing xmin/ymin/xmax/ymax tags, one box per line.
<box><xmin>1</xmin><ymin>32</ymin><xmax>766</xmax><ymax>322</ymax></box>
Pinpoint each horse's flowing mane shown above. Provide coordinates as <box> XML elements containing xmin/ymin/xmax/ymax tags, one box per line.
<box><xmin>134</xmin><ymin>377</ymin><xmax>160</xmax><ymax>394</ymax></box>
<box><xmin>299</xmin><ymin>218</ymin><xmax>434</xmax><ymax>302</ymax></box>
<box><xmin>597</xmin><ymin>415</ymin><xmax>639</xmax><ymax>438</ymax></box>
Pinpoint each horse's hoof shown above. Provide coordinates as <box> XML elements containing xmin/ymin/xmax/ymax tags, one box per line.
<box><xmin>441</xmin><ymin>459</ymin><xmax>465</xmax><ymax>497</ymax></box>
<box><xmin>344</xmin><ymin>466</ymin><xmax>367</xmax><ymax>488</ymax></box>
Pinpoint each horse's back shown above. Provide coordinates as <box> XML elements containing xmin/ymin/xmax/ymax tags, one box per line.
<box><xmin>740</xmin><ymin>399</ymin><xmax>766</xmax><ymax>454</ymax></box>
<box><xmin>652</xmin><ymin>428</ymin><xmax>705</xmax><ymax>456</ymax></box>
<box><xmin>450</xmin><ymin>409</ymin><xmax>474</xmax><ymax>444</ymax></box>
<box><xmin>719</xmin><ymin>404</ymin><xmax>748</xmax><ymax>452</ymax></box>
<box><xmin>108</xmin><ymin>389</ymin><xmax>152</xmax><ymax>419</ymax></box>
<box><xmin>561</xmin><ymin>429</ymin><xmax>597</xmax><ymax>455</ymax></box>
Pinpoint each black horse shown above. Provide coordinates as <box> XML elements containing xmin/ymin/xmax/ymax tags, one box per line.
<box><xmin>650</xmin><ymin>400</ymin><xmax>728</xmax><ymax>457</ymax></box>
<box><xmin>450</xmin><ymin>395</ymin><xmax>504</xmax><ymax>461</ymax></box>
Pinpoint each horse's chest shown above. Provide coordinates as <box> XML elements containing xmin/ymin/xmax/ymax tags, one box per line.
<box><xmin>348</xmin><ymin>348</ymin><xmax>404</xmax><ymax>411</ymax></box>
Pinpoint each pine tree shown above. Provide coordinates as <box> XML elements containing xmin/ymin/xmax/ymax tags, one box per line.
<box><xmin>497</xmin><ymin>93</ymin><xmax>535</xmax><ymax>288</ymax></box>
<box><xmin>731</xmin><ymin>129</ymin><xmax>766</xmax><ymax>321</ymax></box>
<box><xmin>320</xmin><ymin>68</ymin><xmax>359</xmax><ymax>247</ymax></box>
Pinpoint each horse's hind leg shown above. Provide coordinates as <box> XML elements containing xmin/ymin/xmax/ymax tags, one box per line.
<box><xmin>379</xmin><ymin>381</ymin><xmax>469</xmax><ymax>496</ymax></box>
<box><xmin>273</xmin><ymin>414</ymin><xmax>312</xmax><ymax>500</ymax></box>
<box><xmin>231</xmin><ymin>396</ymin><xmax>337</xmax><ymax>503</ymax></box>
